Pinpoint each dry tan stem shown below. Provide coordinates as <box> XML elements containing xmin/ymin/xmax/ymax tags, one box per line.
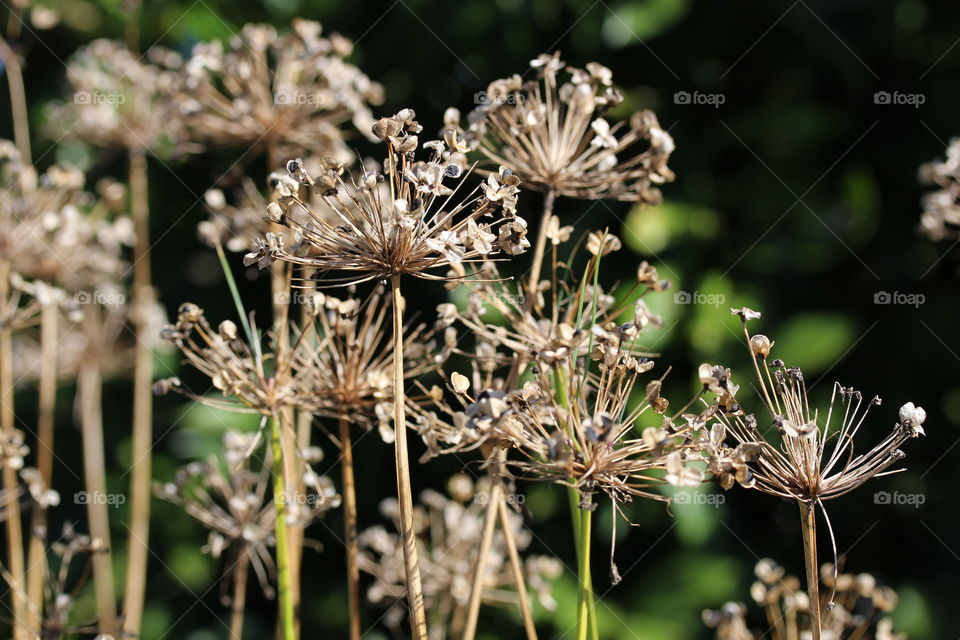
<box><xmin>79</xmin><ymin>308</ymin><xmax>117</xmax><ymax>634</ymax></box>
<box><xmin>799</xmin><ymin>501</ymin><xmax>821</xmax><ymax>640</ymax></box>
<box><xmin>497</xmin><ymin>492</ymin><xmax>538</xmax><ymax>640</ymax></box>
<box><xmin>390</xmin><ymin>274</ymin><xmax>428</xmax><ymax>640</ymax></box>
<box><xmin>229</xmin><ymin>547</ymin><xmax>249</xmax><ymax>640</ymax></box>
<box><xmin>339</xmin><ymin>418</ymin><xmax>361</xmax><ymax>640</ymax></box>
<box><xmin>524</xmin><ymin>189</ymin><xmax>556</xmax><ymax>308</ymax></box>
<box><xmin>0</xmin><ymin>261</ymin><xmax>26</xmax><ymax>640</ymax></box>
<box><xmin>123</xmin><ymin>146</ymin><xmax>153</xmax><ymax>637</ymax></box>
<box><xmin>0</xmin><ymin>36</ymin><xmax>30</xmax><ymax>164</ymax></box>
<box><xmin>25</xmin><ymin>302</ymin><xmax>58</xmax><ymax>633</ymax></box>
<box><xmin>461</xmin><ymin>464</ymin><xmax>502</xmax><ymax>640</ymax></box>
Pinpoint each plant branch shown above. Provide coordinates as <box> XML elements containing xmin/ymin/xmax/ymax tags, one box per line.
<box><xmin>799</xmin><ymin>501</ymin><xmax>822</xmax><ymax>640</ymax></box>
<box><xmin>339</xmin><ymin>418</ymin><xmax>361</xmax><ymax>640</ymax></box>
<box><xmin>390</xmin><ymin>274</ymin><xmax>428</xmax><ymax>640</ymax></box>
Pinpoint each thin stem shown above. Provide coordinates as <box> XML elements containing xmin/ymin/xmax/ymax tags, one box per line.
<box><xmin>575</xmin><ymin>500</ymin><xmax>593</xmax><ymax>640</ymax></box>
<box><xmin>461</xmin><ymin>468</ymin><xmax>501</xmax><ymax>640</ymax></box>
<box><xmin>270</xmin><ymin>414</ymin><xmax>295</xmax><ymax>640</ymax></box>
<box><xmin>524</xmin><ymin>189</ymin><xmax>556</xmax><ymax>308</ymax></box>
<box><xmin>26</xmin><ymin>301</ymin><xmax>58</xmax><ymax>633</ymax></box>
<box><xmin>338</xmin><ymin>418</ymin><xmax>361</xmax><ymax>640</ymax></box>
<box><xmin>389</xmin><ymin>274</ymin><xmax>428</xmax><ymax>640</ymax></box>
<box><xmin>496</xmin><ymin>494</ymin><xmax>538</xmax><ymax>640</ymax></box>
<box><xmin>799</xmin><ymin>501</ymin><xmax>821</xmax><ymax>640</ymax></box>
<box><xmin>123</xmin><ymin>145</ymin><xmax>153</xmax><ymax>638</ymax></box>
<box><xmin>79</xmin><ymin>308</ymin><xmax>117</xmax><ymax>635</ymax></box>
<box><xmin>0</xmin><ymin>264</ymin><xmax>26</xmax><ymax>640</ymax></box>
<box><xmin>0</xmin><ymin>35</ymin><xmax>31</xmax><ymax>164</ymax></box>
<box><xmin>229</xmin><ymin>548</ymin><xmax>249</xmax><ymax>640</ymax></box>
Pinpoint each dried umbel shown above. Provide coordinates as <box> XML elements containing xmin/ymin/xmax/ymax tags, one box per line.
<box><xmin>0</xmin><ymin>143</ymin><xmax>131</xmax><ymax>297</ymax></box>
<box><xmin>48</xmin><ymin>40</ymin><xmax>183</xmax><ymax>152</ymax></box>
<box><xmin>245</xmin><ymin>111</ymin><xmax>528</xmax><ymax>284</ymax></box>
<box><xmin>703</xmin><ymin>558</ymin><xmax>906</xmax><ymax>640</ymax></box>
<box><xmin>155</xmin><ymin>430</ymin><xmax>340</xmax><ymax>602</ymax></box>
<box><xmin>707</xmin><ymin>308</ymin><xmax>927</xmax><ymax>505</ymax></box>
<box><xmin>454</xmin><ymin>52</ymin><xmax>675</xmax><ymax>202</ymax></box>
<box><xmin>176</xmin><ymin>20</ymin><xmax>383</xmax><ymax>160</ymax></box>
<box><xmin>358</xmin><ymin>480</ymin><xmax>560</xmax><ymax>640</ymax></box>
<box><xmin>414</xmin><ymin>235</ymin><xmax>670</xmax><ymax>461</ymax></box>
<box><xmin>290</xmin><ymin>289</ymin><xmax>439</xmax><ymax>442</ymax></box>
<box><xmin>919</xmin><ymin>137</ymin><xmax>960</xmax><ymax>241</ymax></box>
<box><xmin>30</xmin><ymin>523</ymin><xmax>112</xmax><ymax>637</ymax></box>
<box><xmin>157</xmin><ymin>303</ymin><xmax>322</xmax><ymax>414</ymax></box>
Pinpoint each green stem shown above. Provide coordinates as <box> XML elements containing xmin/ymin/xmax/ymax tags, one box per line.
<box><xmin>270</xmin><ymin>415</ymin><xmax>295</xmax><ymax>640</ymax></box>
<box><xmin>576</xmin><ymin>501</ymin><xmax>593</xmax><ymax>640</ymax></box>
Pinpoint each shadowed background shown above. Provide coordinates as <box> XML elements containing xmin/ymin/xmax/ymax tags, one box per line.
<box><xmin>2</xmin><ymin>0</ymin><xmax>956</xmax><ymax>638</ymax></box>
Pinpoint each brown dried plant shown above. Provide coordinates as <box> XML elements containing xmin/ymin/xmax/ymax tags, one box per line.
<box><xmin>244</xmin><ymin>107</ymin><xmax>530</xmax><ymax>640</ymax></box>
<box><xmin>701</xmin><ymin>308</ymin><xmax>926</xmax><ymax>640</ymax></box>
<box><xmin>703</xmin><ymin>558</ymin><xmax>906</xmax><ymax>640</ymax></box>
<box><xmin>449</xmin><ymin>51</ymin><xmax>676</xmax><ymax>300</ymax></box>
<box><xmin>358</xmin><ymin>476</ymin><xmax>561</xmax><ymax>640</ymax></box>
<box><xmin>918</xmin><ymin>137</ymin><xmax>960</xmax><ymax>241</ymax></box>
<box><xmin>175</xmin><ymin>20</ymin><xmax>383</xmax><ymax>163</ymax></box>
<box><xmin>155</xmin><ymin>429</ymin><xmax>340</xmax><ymax>638</ymax></box>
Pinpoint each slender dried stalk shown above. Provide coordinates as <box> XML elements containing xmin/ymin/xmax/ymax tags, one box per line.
<box><xmin>25</xmin><ymin>302</ymin><xmax>58</xmax><ymax>633</ymax></box>
<box><xmin>0</xmin><ymin>262</ymin><xmax>26</xmax><ymax>640</ymax></box>
<box><xmin>497</xmin><ymin>495</ymin><xmax>538</xmax><ymax>640</ymax></box>
<box><xmin>270</xmin><ymin>414</ymin><xmax>296</xmax><ymax>640</ymax></box>
<box><xmin>230</xmin><ymin>546</ymin><xmax>250</xmax><ymax>640</ymax></box>
<box><xmin>799</xmin><ymin>502</ymin><xmax>821</xmax><ymax>640</ymax></box>
<box><xmin>79</xmin><ymin>308</ymin><xmax>117</xmax><ymax>634</ymax></box>
<box><xmin>524</xmin><ymin>189</ymin><xmax>556</xmax><ymax>305</ymax></box>
<box><xmin>123</xmin><ymin>145</ymin><xmax>153</xmax><ymax>638</ymax></box>
<box><xmin>390</xmin><ymin>274</ymin><xmax>428</xmax><ymax>640</ymax></box>
<box><xmin>0</xmin><ymin>35</ymin><xmax>30</xmax><ymax>164</ymax></box>
<box><xmin>338</xmin><ymin>418</ymin><xmax>361</xmax><ymax>640</ymax></box>
<box><xmin>461</xmin><ymin>471</ymin><xmax>501</xmax><ymax>640</ymax></box>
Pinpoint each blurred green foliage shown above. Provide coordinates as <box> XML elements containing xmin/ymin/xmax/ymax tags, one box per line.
<box><xmin>3</xmin><ymin>0</ymin><xmax>958</xmax><ymax>638</ymax></box>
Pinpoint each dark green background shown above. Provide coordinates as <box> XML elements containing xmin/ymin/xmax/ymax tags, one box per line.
<box><xmin>3</xmin><ymin>0</ymin><xmax>956</xmax><ymax>637</ymax></box>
